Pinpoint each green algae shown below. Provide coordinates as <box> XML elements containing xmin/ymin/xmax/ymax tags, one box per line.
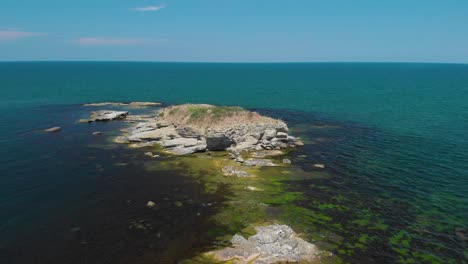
<box><xmin>181</xmin><ymin>254</ymin><xmax>236</xmax><ymax>264</ymax></box>
<box><xmin>140</xmin><ymin>150</ymin><xmax>345</xmax><ymax>263</ymax></box>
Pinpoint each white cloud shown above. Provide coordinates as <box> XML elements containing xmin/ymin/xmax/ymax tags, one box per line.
<box><xmin>132</xmin><ymin>4</ymin><xmax>167</xmax><ymax>12</ymax></box>
<box><xmin>0</xmin><ymin>30</ymin><xmax>46</xmax><ymax>41</ymax></box>
<box><xmin>76</xmin><ymin>37</ymin><xmax>166</xmax><ymax>46</ymax></box>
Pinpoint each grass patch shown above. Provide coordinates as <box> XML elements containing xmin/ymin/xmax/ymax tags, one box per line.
<box><xmin>187</xmin><ymin>106</ymin><xmax>245</xmax><ymax>120</ymax></box>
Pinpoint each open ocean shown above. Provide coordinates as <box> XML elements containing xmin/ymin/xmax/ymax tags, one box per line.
<box><xmin>0</xmin><ymin>62</ymin><xmax>467</xmax><ymax>263</ymax></box>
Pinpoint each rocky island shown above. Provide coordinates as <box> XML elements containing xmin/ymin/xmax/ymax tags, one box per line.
<box><xmin>115</xmin><ymin>104</ymin><xmax>303</xmax><ymax>156</ymax></box>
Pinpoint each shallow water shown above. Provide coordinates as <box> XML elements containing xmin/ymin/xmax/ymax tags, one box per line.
<box><xmin>0</xmin><ymin>62</ymin><xmax>467</xmax><ymax>263</ymax></box>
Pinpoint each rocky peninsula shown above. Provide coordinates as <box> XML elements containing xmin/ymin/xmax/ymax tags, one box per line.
<box><xmin>80</xmin><ymin>103</ymin><xmax>331</xmax><ymax>264</ymax></box>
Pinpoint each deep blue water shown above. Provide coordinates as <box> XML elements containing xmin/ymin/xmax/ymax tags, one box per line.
<box><xmin>0</xmin><ymin>62</ymin><xmax>467</xmax><ymax>263</ymax></box>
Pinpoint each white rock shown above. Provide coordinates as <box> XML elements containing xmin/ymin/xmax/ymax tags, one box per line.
<box><xmin>146</xmin><ymin>201</ymin><xmax>157</xmax><ymax>208</ymax></box>
<box><xmin>313</xmin><ymin>164</ymin><xmax>325</xmax><ymax>169</ymax></box>
<box><xmin>44</xmin><ymin>126</ymin><xmax>61</xmax><ymax>132</ymax></box>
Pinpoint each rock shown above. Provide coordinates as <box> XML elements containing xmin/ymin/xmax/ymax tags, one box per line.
<box><xmin>262</xmin><ymin>128</ymin><xmax>277</xmax><ymax>140</ymax></box>
<box><xmin>251</xmin><ymin>150</ymin><xmax>284</xmax><ymax>158</ymax></box>
<box><xmin>313</xmin><ymin>164</ymin><xmax>326</xmax><ymax>169</ymax></box>
<box><xmin>126</xmin><ymin>126</ymin><xmax>178</xmax><ymax>142</ymax></box>
<box><xmin>295</xmin><ymin>140</ymin><xmax>305</xmax><ymax>146</ymax></box>
<box><xmin>222</xmin><ymin>166</ymin><xmax>252</xmax><ymax>177</ymax></box>
<box><xmin>206</xmin><ymin>132</ymin><xmax>233</xmax><ymax>150</ymax></box>
<box><xmin>246</xmin><ymin>186</ymin><xmax>262</xmax><ymax>191</ymax></box>
<box><xmin>144</xmin><ymin>152</ymin><xmax>159</xmax><ymax>158</ymax></box>
<box><xmin>455</xmin><ymin>227</ymin><xmax>467</xmax><ymax>241</ymax></box>
<box><xmin>126</xmin><ymin>102</ymin><xmax>161</xmax><ymax>107</ymax></box>
<box><xmin>146</xmin><ymin>201</ymin><xmax>157</xmax><ymax>208</ymax></box>
<box><xmin>210</xmin><ymin>224</ymin><xmax>319</xmax><ymax>264</ymax></box>
<box><xmin>282</xmin><ymin>159</ymin><xmax>291</xmax><ymax>164</ymax></box>
<box><xmin>243</xmin><ymin>159</ymin><xmax>277</xmax><ymax>167</ymax></box>
<box><xmin>44</xmin><ymin>126</ymin><xmax>61</xmax><ymax>132</ymax></box>
<box><xmin>227</xmin><ymin>148</ymin><xmax>242</xmax><ymax>159</ymax></box>
<box><xmin>165</xmin><ymin>139</ymin><xmax>207</xmax><ymax>155</ymax></box>
<box><xmin>235</xmin><ymin>156</ymin><xmax>245</xmax><ymax>163</ymax></box>
<box><xmin>92</xmin><ymin>131</ymin><xmax>102</xmax><ymax>135</ymax></box>
<box><xmin>86</xmin><ymin>110</ymin><xmax>128</xmax><ymax>122</ymax></box>
<box><xmin>276</xmin><ymin>132</ymin><xmax>288</xmax><ymax>138</ymax></box>
<box><xmin>174</xmin><ymin>201</ymin><xmax>183</xmax><ymax>207</ymax></box>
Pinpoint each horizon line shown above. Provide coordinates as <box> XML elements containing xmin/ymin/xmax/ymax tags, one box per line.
<box><xmin>0</xmin><ymin>60</ymin><xmax>467</xmax><ymax>65</ymax></box>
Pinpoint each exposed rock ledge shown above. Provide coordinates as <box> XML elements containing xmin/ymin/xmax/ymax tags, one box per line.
<box><xmin>80</xmin><ymin>110</ymin><xmax>129</xmax><ymax>123</ymax></box>
<box><xmin>208</xmin><ymin>224</ymin><xmax>320</xmax><ymax>264</ymax></box>
<box><xmin>83</xmin><ymin>102</ymin><xmax>161</xmax><ymax>107</ymax></box>
<box><xmin>115</xmin><ymin>104</ymin><xmax>303</xmax><ymax>155</ymax></box>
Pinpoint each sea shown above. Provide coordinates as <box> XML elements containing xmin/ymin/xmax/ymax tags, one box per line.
<box><xmin>0</xmin><ymin>62</ymin><xmax>467</xmax><ymax>263</ymax></box>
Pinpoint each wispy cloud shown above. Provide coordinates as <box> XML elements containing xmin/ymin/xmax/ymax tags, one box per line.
<box><xmin>76</xmin><ymin>37</ymin><xmax>166</xmax><ymax>46</ymax></box>
<box><xmin>0</xmin><ymin>30</ymin><xmax>46</xmax><ymax>42</ymax></box>
<box><xmin>131</xmin><ymin>4</ymin><xmax>167</xmax><ymax>12</ymax></box>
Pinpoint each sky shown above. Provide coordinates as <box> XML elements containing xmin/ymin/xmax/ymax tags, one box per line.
<box><xmin>0</xmin><ymin>0</ymin><xmax>467</xmax><ymax>62</ymax></box>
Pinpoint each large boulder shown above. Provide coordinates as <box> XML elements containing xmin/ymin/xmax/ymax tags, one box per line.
<box><xmin>206</xmin><ymin>132</ymin><xmax>233</xmax><ymax>150</ymax></box>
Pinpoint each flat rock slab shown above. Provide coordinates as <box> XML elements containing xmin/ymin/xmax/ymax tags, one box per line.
<box><xmin>44</xmin><ymin>126</ymin><xmax>61</xmax><ymax>132</ymax></box>
<box><xmin>251</xmin><ymin>150</ymin><xmax>284</xmax><ymax>158</ymax></box>
<box><xmin>243</xmin><ymin>159</ymin><xmax>278</xmax><ymax>167</ymax></box>
<box><xmin>211</xmin><ymin>224</ymin><xmax>319</xmax><ymax>264</ymax></box>
<box><xmin>86</xmin><ymin>110</ymin><xmax>129</xmax><ymax>122</ymax></box>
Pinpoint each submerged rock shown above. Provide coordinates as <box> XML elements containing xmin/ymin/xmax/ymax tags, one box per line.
<box><xmin>115</xmin><ymin>104</ymin><xmax>303</xmax><ymax>155</ymax></box>
<box><xmin>222</xmin><ymin>166</ymin><xmax>252</xmax><ymax>177</ymax></box>
<box><xmin>44</xmin><ymin>126</ymin><xmax>61</xmax><ymax>132</ymax></box>
<box><xmin>146</xmin><ymin>201</ymin><xmax>157</xmax><ymax>208</ymax></box>
<box><xmin>85</xmin><ymin>110</ymin><xmax>129</xmax><ymax>123</ymax></box>
<box><xmin>210</xmin><ymin>224</ymin><xmax>319</xmax><ymax>264</ymax></box>
<box><xmin>313</xmin><ymin>164</ymin><xmax>326</xmax><ymax>169</ymax></box>
<box><xmin>455</xmin><ymin>227</ymin><xmax>467</xmax><ymax>241</ymax></box>
<box><xmin>246</xmin><ymin>186</ymin><xmax>262</xmax><ymax>191</ymax></box>
<box><xmin>251</xmin><ymin>150</ymin><xmax>284</xmax><ymax>158</ymax></box>
<box><xmin>144</xmin><ymin>152</ymin><xmax>159</xmax><ymax>158</ymax></box>
<box><xmin>243</xmin><ymin>159</ymin><xmax>278</xmax><ymax>167</ymax></box>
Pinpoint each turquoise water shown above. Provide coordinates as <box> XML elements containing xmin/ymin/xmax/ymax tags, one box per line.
<box><xmin>0</xmin><ymin>62</ymin><xmax>467</xmax><ymax>263</ymax></box>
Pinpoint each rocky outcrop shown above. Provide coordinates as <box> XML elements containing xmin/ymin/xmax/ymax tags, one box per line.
<box><xmin>83</xmin><ymin>110</ymin><xmax>129</xmax><ymax>123</ymax></box>
<box><xmin>210</xmin><ymin>224</ymin><xmax>320</xmax><ymax>264</ymax></box>
<box><xmin>116</xmin><ymin>104</ymin><xmax>303</xmax><ymax>155</ymax></box>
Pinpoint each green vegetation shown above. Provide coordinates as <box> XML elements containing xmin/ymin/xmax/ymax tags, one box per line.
<box><xmin>186</xmin><ymin>105</ymin><xmax>245</xmax><ymax>120</ymax></box>
<box><xmin>142</xmin><ymin>150</ymin><xmax>342</xmax><ymax>263</ymax></box>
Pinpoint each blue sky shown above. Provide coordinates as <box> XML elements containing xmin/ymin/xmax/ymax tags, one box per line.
<box><xmin>0</xmin><ymin>0</ymin><xmax>467</xmax><ymax>62</ymax></box>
